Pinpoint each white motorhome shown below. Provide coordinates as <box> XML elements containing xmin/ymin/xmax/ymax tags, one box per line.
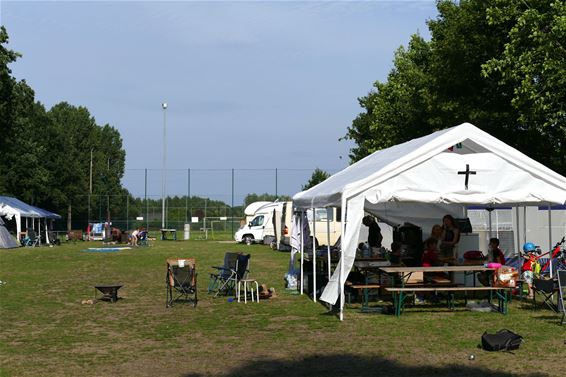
<box><xmin>235</xmin><ymin>201</ymin><xmax>343</xmax><ymax>249</ymax></box>
<box><xmin>278</xmin><ymin>204</ymin><xmax>342</xmax><ymax>250</ymax></box>
<box><xmin>235</xmin><ymin>202</ymin><xmax>284</xmax><ymax>245</ymax></box>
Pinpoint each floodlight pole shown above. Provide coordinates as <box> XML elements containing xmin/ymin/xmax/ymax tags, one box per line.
<box><xmin>161</xmin><ymin>102</ymin><xmax>168</xmax><ymax>230</ymax></box>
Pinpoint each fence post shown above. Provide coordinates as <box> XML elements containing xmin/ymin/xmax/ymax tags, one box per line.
<box><xmin>145</xmin><ymin>169</ymin><xmax>148</xmax><ymax>230</ymax></box>
<box><xmin>126</xmin><ymin>195</ymin><xmax>129</xmax><ymax>230</ymax></box>
<box><xmin>231</xmin><ymin>168</ymin><xmax>234</xmax><ymax>236</ymax></box>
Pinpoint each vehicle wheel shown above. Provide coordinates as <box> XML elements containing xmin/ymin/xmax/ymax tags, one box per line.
<box><xmin>243</xmin><ymin>235</ymin><xmax>253</xmax><ymax>245</ymax></box>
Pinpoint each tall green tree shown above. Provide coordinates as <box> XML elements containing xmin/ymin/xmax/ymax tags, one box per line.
<box><xmin>47</xmin><ymin>103</ymin><xmax>126</xmax><ymax>228</ymax></box>
<box><xmin>0</xmin><ymin>26</ymin><xmax>54</xmax><ymax>204</ymax></box>
<box><xmin>302</xmin><ymin>168</ymin><xmax>331</xmax><ymax>190</ymax></box>
<box><xmin>344</xmin><ymin>0</ymin><xmax>566</xmax><ymax>176</ymax></box>
<box><xmin>483</xmin><ymin>0</ymin><xmax>566</xmax><ymax>172</ymax></box>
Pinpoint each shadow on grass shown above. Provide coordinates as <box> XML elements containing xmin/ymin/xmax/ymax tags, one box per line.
<box><xmin>182</xmin><ymin>354</ymin><xmax>548</xmax><ymax>377</ymax></box>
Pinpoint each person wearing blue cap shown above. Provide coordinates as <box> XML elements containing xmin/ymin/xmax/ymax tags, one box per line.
<box><xmin>521</xmin><ymin>242</ymin><xmax>538</xmax><ymax>299</ymax></box>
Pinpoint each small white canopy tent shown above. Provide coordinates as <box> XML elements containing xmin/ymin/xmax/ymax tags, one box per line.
<box><xmin>0</xmin><ymin>196</ymin><xmax>62</xmax><ymax>245</ymax></box>
<box><xmin>293</xmin><ymin>122</ymin><xmax>566</xmax><ymax>319</ymax></box>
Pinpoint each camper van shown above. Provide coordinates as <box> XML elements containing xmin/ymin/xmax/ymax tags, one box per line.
<box><xmin>279</xmin><ymin>206</ymin><xmax>342</xmax><ymax>250</ymax></box>
<box><xmin>235</xmin><ymin>201</ymin><xmax>343</xmax><ymax>249</ymax></box>
<box><xmin>235</xmin><ymin>202</ymin><xmax>284</xmax><ymax>245</ymax></box>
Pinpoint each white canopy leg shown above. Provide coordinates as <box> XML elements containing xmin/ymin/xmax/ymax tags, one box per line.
<box><xmin>300</xmin><ymin>212</ymin><xmax>304</xmax><ymax>295</ymax></box>
<box><xmin>548</xmin><ymin>205</ymin><xmax>553</xmax><ymax>278</ymax></box>
<box><xmin>312</xmin><ymin>206</ymin><xmax>316</xmax><ymax>302</ymax></box>
<box><xmin>326</xmin><ymin>207</ymin><xmax>332</xmax><ymax>310</ymax></box>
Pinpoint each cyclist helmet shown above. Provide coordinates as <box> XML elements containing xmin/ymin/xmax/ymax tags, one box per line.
<box><xmin>522</xmin><ymin>242</ymin><xmax>536</xmax><ymax>253</ymax></box>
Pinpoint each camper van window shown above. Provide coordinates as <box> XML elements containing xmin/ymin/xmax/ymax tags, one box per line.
<box><xmin>249</xmin><ymin>215</ymin><xmax>264</xmax><ymax>227</ymax></box>
<box><xmin>306</xmin><ymin>208</ymin><xmax>334</xmax><ymax>222</ymax></box>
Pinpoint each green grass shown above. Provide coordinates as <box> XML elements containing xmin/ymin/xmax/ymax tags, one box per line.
<box><xmin>0</xmin><ymin>240</ymin><xmax>564</xmax><ymax>377</ymax></box>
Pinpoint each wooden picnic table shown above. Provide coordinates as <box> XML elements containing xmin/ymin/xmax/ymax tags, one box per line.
<box><xmin>378</xmin><ymin>265</ymin><xmax>511</xmax><ymax>316</ymax></box>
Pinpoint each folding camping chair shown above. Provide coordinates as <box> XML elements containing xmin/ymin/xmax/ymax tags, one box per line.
<box><xmin>20</xmin><ymin>229</ymin><xmax>40</xmax><ymax>247</ymax></box>
<box><xmin>208</xmin><ymin>252</ymin><xmax>250</xmax><ymax>296</ymax></box>
<box><xmin>166</xmin><ymin>258</ymin><xmax>197</xmax><ymax>308</ymax></box>
<box><xmin>558</xmin><ymin>270</ymin><xmax>566</xmax><ymax>325</ymax></box>
<box><xmin>533</xmin><ymin>277</ymin><xmax>559</xmax><ymax>313</ymax></box>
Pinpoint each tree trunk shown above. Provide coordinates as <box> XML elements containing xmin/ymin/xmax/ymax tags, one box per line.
<box><xmin>67</xmin><ymin>204</ymin><xmax>72</xmax><ymax>231</ymax></box>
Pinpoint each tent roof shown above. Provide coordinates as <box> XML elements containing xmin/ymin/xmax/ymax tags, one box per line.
<box><xmin>293</xmin><ymin>123</ymin><xmax>566</xmax><ymax>209</ymax></box>
<box><xmin>0</xmin><ymin>196</ymin><xmax>62</xmax><ymax>219</ymax></box>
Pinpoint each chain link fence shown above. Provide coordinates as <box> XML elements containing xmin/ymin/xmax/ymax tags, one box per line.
<box><xmin>63</xmin><ymin>167</ymin><xmax>341</xmax><ymax>238</ymax></box>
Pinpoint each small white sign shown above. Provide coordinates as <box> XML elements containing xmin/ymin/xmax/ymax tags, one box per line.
<box><xmin>191</xmin><ymin>217</ymin><xmax>199</xmax><ymax>223</ymax></box>
<box><xmin>136</xmin><ymin>216</ymin><xmax>144</xmax><ymax>221</ymax></box>
<box><xmin>220</xmin><ymin>217</ymin><xmax>227</xmax><ymax>221</ymax></box>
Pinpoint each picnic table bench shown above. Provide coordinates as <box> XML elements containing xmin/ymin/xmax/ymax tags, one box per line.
<box><xmin>347</xmin><ymin>284</ymin><xmax>382</xmax><ymax>312</ymax></box>
<box><xmin>385</xmin><ymin>286</ymin><xmax>511</xmax><ymax>316</ymax></box>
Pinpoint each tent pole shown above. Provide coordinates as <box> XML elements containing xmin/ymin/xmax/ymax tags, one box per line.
<box><xmin>523</xmin><ymin>206</ymin><xmax>527</xmax><ymax>246</ymax></box>
<box><xmin>487</xmin><ymin>208</ymin><xmax>493</xmax><ymax>238</ymax></box>
<box><xmin>300</xmin><ymin>211</ymin><xmax>304</xmax><ymax>295</ymax></box>
<box><xmin>326</xmin><ymin>207</ymin><xmax>332</xmax><ymax>311</ymax></box>
<box><xmin>515</xmin><ymin>207</ymin><xmax>521</xmax><ymax>256</ymax></box>
<box><xmin>326</xmin><ymin>207</ymin><xmax>331</xmax><ymax>282</ymax></box>
<box><xmin>548</xmin><ymin>204</ymin><xmax>553</xmax><ymax>278</ymax></box>
<box><xmin>312</xmin><ymin>206</ymin><xmax>317</xmax><ymax>302</ymax></box>
<box><xmin>339</xmin><ymin>198</ymin><xmax>347</xmax><ymax>321</ymax></box>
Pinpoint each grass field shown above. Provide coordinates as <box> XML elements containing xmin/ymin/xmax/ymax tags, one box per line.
<box><xmin>0</xmin><ymin>240</ymin><xmax>564</xmax><ymax>377</ymax></box>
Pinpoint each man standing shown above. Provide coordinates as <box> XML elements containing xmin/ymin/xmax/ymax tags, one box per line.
<box><xmin>362</xmin><ymin>215</ymin><xmax>383</xmax><ymax>248</ymax></box>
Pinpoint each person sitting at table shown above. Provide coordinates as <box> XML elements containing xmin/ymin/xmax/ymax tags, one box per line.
<box><xmin>478</xmin><ymin>238</ymin><xmax>505</xmax><ymax>286</ymax></box>
<box><xmin>422</xmin><ymin>237</ymin><xmax>441</xmax><ymax>267</ymax></box>
<box><xmin>440</xmin><ymin>214</ymin><xmax>460</xmax><ymax>259</ymax></box>
<box><xmin>390</xmin><ymin>241</ymin><xmax>403</xmax><ymax>265</ymax></box>
<box><xmin>430</xmin><ymin>224</ymin><xmax>443</xmax><ymax>249</ymax></box>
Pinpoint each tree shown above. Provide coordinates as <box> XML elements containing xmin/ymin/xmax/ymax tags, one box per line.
<box><xmin>302</xmin><ymin>168</ymin><xmax>330</xmax><ymax>190</ymax></box>
<box><xmin>243</xmin><ymin>193</ymin><xmax>291</xmax><ymax>207</ymax></box>
<box><xmin>47</xmin><ymin>103</ymin><xmax>126</xmax><ymax>228</ymax></box>
<box><xmin>482</xmin><ymin>0</ymin><xmax>566</xmax><ymax>173</ymax></box>
<box><xmin>344</xmin><ymin>0</ymin><xmax>566</xmax><ymax>176</ymax></box>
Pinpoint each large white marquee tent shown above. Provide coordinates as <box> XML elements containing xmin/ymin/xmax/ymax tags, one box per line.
<box><xmin>293</xmin><ymin>122</ymin><xmax>566</xmax><ymax>320</ymax></box>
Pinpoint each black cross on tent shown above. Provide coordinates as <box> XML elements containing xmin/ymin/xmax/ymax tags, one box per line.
<box><xmin>457</xmin><ymin>164</ymin><xmax>476</xmax><ymax>190</ymax></box>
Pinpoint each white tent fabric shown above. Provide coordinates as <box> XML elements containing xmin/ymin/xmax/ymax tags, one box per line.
<box><xmin>290</xmin><ymin>213</ymin><xmax>310</xmax><ymax>264</ymax></box>
<box><xmin>0</xmin><ymin>217</ymin><xmax>18</xmax><ymax>249</ymax></box>
<box><xmin>293</xmin><ymin>123</ymin><xmax>566</xmax><ymax>309</ymax></box>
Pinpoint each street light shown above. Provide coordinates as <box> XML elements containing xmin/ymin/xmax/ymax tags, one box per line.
<box><xmin>161</xmin><ymin>102</ymin><xmax>167</xmax><ymax>230</ymax></box>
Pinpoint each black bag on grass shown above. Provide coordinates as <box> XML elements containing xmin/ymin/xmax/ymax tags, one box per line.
<box><xmin>481</xmin><ymin>329</ymin><xmax>523</xmax><ymax>352</ymax></box>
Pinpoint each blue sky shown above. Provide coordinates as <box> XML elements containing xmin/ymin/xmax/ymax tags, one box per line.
<box><xmin>1</xmin><ymin>0</ymin><xmax>438</xmax><ymax>204</ymax></box>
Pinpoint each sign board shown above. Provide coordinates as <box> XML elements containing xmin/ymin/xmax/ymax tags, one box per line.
<box><xmin>136</xmin><ymin>216</ymin><xmax>144</xmax><ymax>221</ymax></box>
<box><xmin>220</xmin><ymin>217</ymin><xmax>227</xmax><ymax>221</ymax></box>
<box><xmin>191</xmin><ymin>217</ymin><xmax>199</xmax><ymax>223</ymax></box>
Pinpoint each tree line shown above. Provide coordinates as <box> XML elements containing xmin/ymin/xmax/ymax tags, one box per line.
<box><xmin>0</xmin><ymin>25</ymin><xmax>303</xmax><ymax>230</ymax></box>
<box><xmin>343</xmin><ymin>0</ymin><xmax>566</xmax><ymax>176</ymax></box>
<box><xmin>4</xmin><ymin>1</ymin><xmax>564</xmax><ymax>230</ymax></box>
